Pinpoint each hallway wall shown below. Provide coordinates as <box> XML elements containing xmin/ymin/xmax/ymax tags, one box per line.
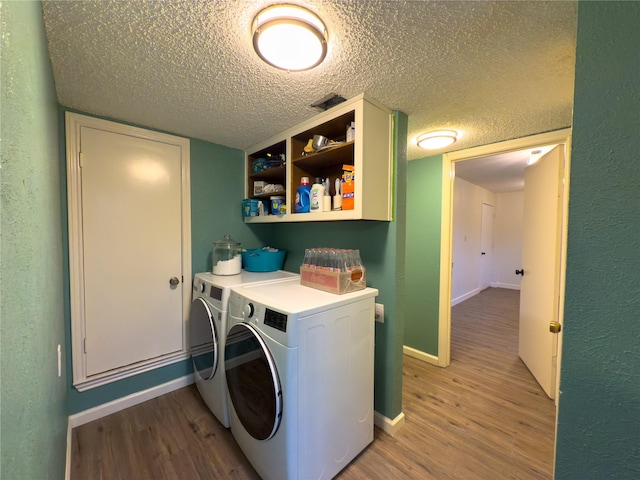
<box><xmin>451</xmin><ymin>177</ymin><xmax>495</xmax><ymax>304</ymax></box>
<box><xmin>404</xmin><ymin>155</ymin><xmax>442</xmax><ymax>356</ymax></box>
<box><xmin>555</xmin><ymin>2</ymin><xmax>640</xmax><ymax>477</ymax></box>
<box><xmin>0</xmin><ymin>2</ymin><xmax>68</xmax><ymax>478</ymax></box>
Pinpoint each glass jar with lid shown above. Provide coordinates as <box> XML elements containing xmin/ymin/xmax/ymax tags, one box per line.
<box><xmin>212</xmin><ymin>234</ymin><xmax>242</xmax><ymax>275</ymax></box>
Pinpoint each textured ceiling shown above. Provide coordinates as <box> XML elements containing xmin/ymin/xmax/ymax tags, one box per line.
<box><xmin>41</xmin><ymin>0</ymin><xmax>577</xmax><ymax>170</ymax></box>
<box><xmin>454</xmin><ymin>144</ymin><xmax>556</xmax><ymax>193</ymax></box>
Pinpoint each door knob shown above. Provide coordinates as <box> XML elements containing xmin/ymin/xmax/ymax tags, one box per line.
<box><xmin>515</xmin><ymin>269</ymin><xmax>524</xmax><ymax>276</ymax></box>
<box><xmin>169</xmin><ymin>276</ymin><xmax>180</xmax><ymax>286</ymax></box>
<box><xmin>481</xmin><ymin>252</ymin><xmax>486</xmax><ymax>255</ymax></box>
<box><xmin>549</xmin><ymin>321</ymin><xmax>562</xmax><ymax>333</ymax></box>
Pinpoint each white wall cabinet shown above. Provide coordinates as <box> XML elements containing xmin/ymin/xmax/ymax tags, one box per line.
<box><xmin>244</xmin><ymin>94</ymin><xmax>393</xmax><ymax>223</ymax></box>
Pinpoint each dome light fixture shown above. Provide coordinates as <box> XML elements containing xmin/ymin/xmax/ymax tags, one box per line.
<box><xmin>417</xmin><ymin>130</ymin><xmax>458</xmax><ymax>150</ymax></box>
<box><xmin>252</xmin><ymin>4</ymin><xmax>328</xmax><ymax>72</ymax></box>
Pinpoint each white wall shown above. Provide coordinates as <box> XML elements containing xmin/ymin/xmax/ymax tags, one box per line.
<box><xmin>451</xmin><ymin>178</ymin><xmax>494</xmax><ymax>304</ymax></box>
<box><xmin>452</xmin><ymin>179</ymin><xmax>525</xmax><ymax>305</ymax></box>
<box><xmin>493</xmin><ymin>191</ymin><xmax>524</xmax><ymax>289</ymax></box>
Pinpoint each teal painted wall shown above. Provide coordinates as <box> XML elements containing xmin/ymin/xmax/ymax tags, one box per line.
<box><xmin>555</xmin><ymin>2</ymin><xmax>640</xmax><ymax>478</ymax></box>
<box><xmin>63</xmin><ymin>125</ymin><xmax>252</xmax><ymax>413</ymax></box>
<box><xmin>15</xmin><ymin>3</ymin><xmax>640</xmax><ymax>476</ymax></box>
<box><xmin>0</xmin><ymin>1</ymin><xmax>68</xmax><ymax>478</ymax></box>
<box><xmin>189</xmin><ymin>138</ymin><xmax>267</xmax><ymax>273</ymax></box>
<box><xmin>257</xmin><ymin>112</ymin><xmax>408</xmax><ymax>419</ymax></box>
<box><xmin>404</xmin><ymin>156</ymin><xmax>442</xmax><ymax>355</ymax></box>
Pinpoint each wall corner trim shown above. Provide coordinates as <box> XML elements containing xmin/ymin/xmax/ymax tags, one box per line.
<box><xmin>65</xmin><ymin>418</ymin><xmax>72</xmax><ymax>480</ymax></box>
<box><xmin>374</xmin><ymin>410</ymin><xmax>406</xmax><ymax>436</ymax></box>
<box><xmin>451</xmin><ymin>288</ymin><xmax>481</xmax><ymax>307</ymax></box>
<box><xmin>403</xmin><ymin>345</ymin><xmax>440</xmax><ymax>366</ymax></box>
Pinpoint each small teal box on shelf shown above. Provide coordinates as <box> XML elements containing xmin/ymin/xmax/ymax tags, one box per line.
<box><xmin>242</xmin><ymin>199</ymin><xmax>268</xmax><ymax>217</ymax></box>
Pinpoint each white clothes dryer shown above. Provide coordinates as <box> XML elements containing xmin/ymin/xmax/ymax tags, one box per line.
<box><xmin>189</xmin><ymin>270</ymin><xmax>298</xmax><ymax>427</ymax></box>
<box><xmin>225</xmin><ymin>278</ymin><xmax>378</xmax><ymax>480</ymax></box>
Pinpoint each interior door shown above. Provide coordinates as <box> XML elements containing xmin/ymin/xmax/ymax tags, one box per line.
<box><xmin>479</xmin><ymin>203</ymin><xmax>494</xmax><ymax>290</ymax></box>
<box><xmin>518</xmin><ymin>145</ymin><xmax>564</xmax><ymax>399</ymax></box>
<box><xmin>81</xmin><ymin>126</ymin><xmax>184</xmax><ymax>376</ymax></box>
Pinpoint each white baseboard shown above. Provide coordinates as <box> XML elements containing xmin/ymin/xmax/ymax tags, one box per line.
<box><xmin>374</xmin><ymin>410</ymin><xmax>406</xmax><ymax>436</ymax></box>
<box><xmin>451</xmin><ymin>288</ymin><xmax>480</xmax><ymax>306</ymax></box>
<box><xmin>403</xmin><ymin>345</ymin><xmax>439</xmax><ymax>366</ymax></box>
<box><xmin>491</xmin><ymin>282</ymin><xmax>521</xmax><ymax>290</ymax></box>
<box><xmin>68</xmin><ymin>374</ymin><xmax>195</xmax><ymax>428</ymax></box>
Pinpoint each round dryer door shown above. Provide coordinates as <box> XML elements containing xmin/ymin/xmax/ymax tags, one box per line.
<box><xmin>189</xmin><ymin>298</ymin><xmax>219</xmax><ymax>380</ymax></box>
<box><xmin>225</xmin><ymin>323</ymin><xmax>282</xmax><ymax>440</ymax></box>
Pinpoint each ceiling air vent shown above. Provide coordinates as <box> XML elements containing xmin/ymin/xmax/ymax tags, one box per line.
<box><xmin>310</xmin><ymin>94</ymin><xmax>346</xmax><ymax>111</ymax></box>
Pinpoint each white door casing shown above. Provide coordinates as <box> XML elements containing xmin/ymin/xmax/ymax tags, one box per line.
<box><xmin>479</xmin><ymin>203</ymin><xmax>494</xmax><ymax>290</ymax></box>
<box><xmin>518</xmin><ymin>146</ymin><xmax>564</xmax><ymax>399</ymax></box>
<box><xmin>66</xmin><ymin>112</ymin><xmax>191</xmax><ymax>390</ymax></box>
<box><xmin>438</xmin><ymin>129</ymin><xmax>571</xmax><ymax>370</ymax></box>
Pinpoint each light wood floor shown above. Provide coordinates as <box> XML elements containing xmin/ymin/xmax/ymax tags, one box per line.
<box><xmin>71</xmin><ymin>287</ymin><xmax>555</xmax><ymax>479</ymax></box>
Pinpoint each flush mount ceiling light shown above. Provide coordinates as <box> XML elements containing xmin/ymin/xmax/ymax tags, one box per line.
<box><xmin>252</xmin><ymin>4</ymin><xmax>328</xmax><ymax>72</ymax></box>
<box><xmin>417</xmin><ymin>130</ymin><xmax>458</xmax><ymax>150</ymax></box>
<box><xmin>528</xmin><ymin>149</ymin><xmax>543</xmax><ymax>165</ymax></box>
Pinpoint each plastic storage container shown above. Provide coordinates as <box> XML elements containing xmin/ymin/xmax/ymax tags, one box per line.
<box><xmin>270</xmin><ymin>196</ymin><xmax>286</xmax><ymax>215</ymax></box>
<box><xmin>242</xmin><ymin>248</ymin><xmax>287</xmax><ymax>272</ymax></box>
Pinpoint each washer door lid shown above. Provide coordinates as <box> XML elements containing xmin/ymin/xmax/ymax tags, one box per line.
<box><xmin>189</xmin><ymin>297</ymin><xmax>218</xmax><ymax>380</ymax></box>
<box><xmin>225</xmin><ymin>323</ymin><xmax>282</xmax><ymax>440</ymax></box>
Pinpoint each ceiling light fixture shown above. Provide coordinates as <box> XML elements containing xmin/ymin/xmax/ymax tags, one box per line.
<box><xmin>252</xmin><ymin>4</ymin><xmax>328</xmax><ymax>72</ymax></box>
<box><xmin>417</xmin><ymin>130</ymin><xmax>458</xmax><ymax>150</ymax></box>
<box><xmin>528</xmin><ymin>149</ymin><xmax>543</xmax><ymax>165</ymax></box>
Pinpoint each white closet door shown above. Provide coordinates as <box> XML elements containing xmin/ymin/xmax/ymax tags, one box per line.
<box><xmin>479</xmin><ymin>203</ymin><xmax>494</xmax><ymax>290</ymax></box>
<box><xmin>80</xmin><ymin>126</ymin><xmax>184</xmax><ymax>376</ymax></box>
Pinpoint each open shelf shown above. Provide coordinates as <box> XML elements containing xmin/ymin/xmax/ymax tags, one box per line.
<box><xmin>244</xmin><ymin>95</ymin><xmax>392</xmax><ymax>223</ymax></box>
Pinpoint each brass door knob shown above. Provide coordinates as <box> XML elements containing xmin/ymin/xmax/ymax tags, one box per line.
<box><xmin>169</xmin><ymin>276</ymin><xmax>180</xmax><ymax>286</ymax></box>
<box><xmin>549</xmin><ymin>321</ymin><xmax>562</xmax><ymax>333</ymax></box>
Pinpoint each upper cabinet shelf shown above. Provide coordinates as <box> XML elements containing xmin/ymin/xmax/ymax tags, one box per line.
<box><xmin>244</xmin><ymin>94</ymin><xmax>393</xmax><ymax>223</ymax></box>
<box><xmin>292</xmin><ymin>141</ymin><xmax>354</xmax><ymax>171</ymax></box>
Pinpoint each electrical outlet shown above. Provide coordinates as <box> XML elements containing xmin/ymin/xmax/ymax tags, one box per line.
<box><xmin>375</xmin><ymin>303</ymin><xmax>384</xmax><ymax>323</ymax></box>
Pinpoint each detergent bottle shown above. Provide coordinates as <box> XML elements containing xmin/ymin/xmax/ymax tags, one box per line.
<box><xmin>295</xmin><ymin>177</ymin><xmax>311</xmax><ymax>213</ymax></box>
<box><xmin>310</xmin><ymin>177</ymin><xmax>325</xmax><ymax>212</ymax></box>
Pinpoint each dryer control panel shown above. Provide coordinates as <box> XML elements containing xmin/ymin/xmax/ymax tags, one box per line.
<box><xmin>264</xmin><ymin>308</ymin><xmax>287</xmax><ymax>332</ymax></box>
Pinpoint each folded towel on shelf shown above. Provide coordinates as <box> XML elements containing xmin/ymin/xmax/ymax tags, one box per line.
<box><xmin>263</xmin><ymin>184</ymin><xmax>284</xmax><ymax>193</ymax></box>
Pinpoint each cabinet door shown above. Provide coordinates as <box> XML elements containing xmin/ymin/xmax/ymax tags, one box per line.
<box><xmin>67</xmin><ymin>113</ymin><xmax>191</xmax><ymax>390</ymax></box>
<box><xmin>81</xmin><ymin>126</ymin><xmax>183</xmax><ymax>376</ymax></box>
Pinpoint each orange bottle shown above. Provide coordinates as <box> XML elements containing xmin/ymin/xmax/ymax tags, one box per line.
<box><xmin>342</xmin><ymin>165</ymin><xmax>355</xmax><ymax>211</ymax></box>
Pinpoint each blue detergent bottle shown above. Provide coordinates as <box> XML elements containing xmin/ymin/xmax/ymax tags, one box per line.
<box><xmin>295</xmin><ymin>176</ymin><xmax>311</xmax><ymax>213</ymax></box>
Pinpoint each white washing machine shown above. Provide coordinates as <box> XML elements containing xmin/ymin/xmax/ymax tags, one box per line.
<box><xmin>225</xmin><ymin>278</ymin><xmax>378</xmax><ymax>480</ymax></box>
<box><xmin>189</xmin><ymin>270</ymin><xmax>298</xmax><ymax>428</ymax></box>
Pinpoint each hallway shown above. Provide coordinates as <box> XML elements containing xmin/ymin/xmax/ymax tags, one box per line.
<box><xmin>398</xmin><ymin>287</ymin><xmax>555</xmax><ymax>479</ymax></box>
